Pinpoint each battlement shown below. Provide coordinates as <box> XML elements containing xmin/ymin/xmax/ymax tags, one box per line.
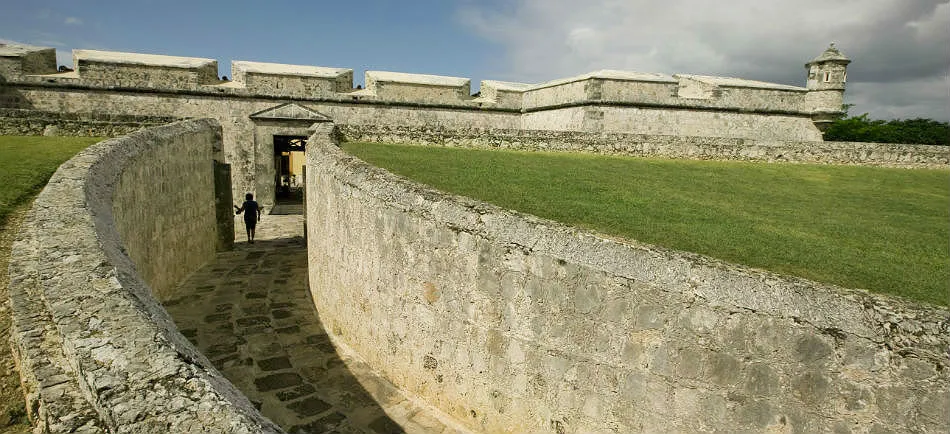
<box><xmin>364</xmin><ymin>70</ymin><xmax>472</xmax><ymax>105</ymax></box>
<box><xmin>0</xmin><ymin>44</ymin><xmax>844</xmax><ymax>117</ymax></box>
<box><xmin>0</xmin><ymin>43</ymin><xmax>57</xmax><ymax>79</ymax></box>
<box><xmin>72</xmin><ymin>49</ymin><xmax>220</xmax><ymax>88</ymax></box>
<box><xmin>478</xmin><ymin>80</ymin><xmax>532</xmax><ymax>109</ymax></box>
<box><xmin>231</xmin><ymin>60</ymin><xmax>353</xmax><ymax>94</ymax></box>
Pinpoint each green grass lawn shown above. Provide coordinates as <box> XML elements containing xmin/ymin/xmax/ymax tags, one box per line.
<box><xmin>343</xmin><ymin>142</ymin><xmax>950</xmax><ymax>307</ymax></box>
<box><xmin>0</xmin><ymin>136</ymin><xmax>101</xmax><ymax>226</ymax></box>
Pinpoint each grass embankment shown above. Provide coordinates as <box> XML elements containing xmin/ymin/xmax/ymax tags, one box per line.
<box><xmin>0</xmin><ymin>136</ymin><xmax>99</xmax><ymax>432</ymax></box>
<box><xmin>343</xmin><ymin>142</ymin><xmax>949</xmax><ymax>307</ymax></box>
<box><xmin>0</xmin><ymin>136</ymin><xmax>102</xmax><ymax>226</ymax></box>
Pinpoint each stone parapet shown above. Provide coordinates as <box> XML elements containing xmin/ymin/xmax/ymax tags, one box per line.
<box><xmin>306</xmin><ymin>125</ymin><xmax>949</xmax><ymax>432</ymax></box>
<box><xmin>0</xmin><ymin>44</ymin><xmax>57</xmax><ymax>80</ymax></box>
<box><xmin>1</xmin><ymin>45</ymin><xmax>836</xmax><ymax>118</ymax></box>
<box><xmin>363</xmin><ymin>70</ymin><xmax>473</xmax><ymax>106</ymax></box>
<box><xmin>71</xmin><ymin>49</ymin><xmax>220</xmax><ymax>90</ymax></box>
<box><xmin>338</xmin><ymin>124</ymin><xmax>950</xmax><ymax>168</ymax></box>
<box><xmin>8</xmin><ymin>120</ymin><xmax>282</xmax><ymax>433</ymax></box>
<box><xmin>231</xmin><ymin>61</ymin><xmax>353</xmax><ymax>96</ymax></box>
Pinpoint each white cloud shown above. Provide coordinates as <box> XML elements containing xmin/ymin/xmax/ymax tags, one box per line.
<box><xmin>64</xmin><ymin>17</ymin><xmax>83</xmax><ymax>25</ymax></box>
<box><xmin>461</xmin><ymin>0</ymin><xmax>950</xmax><ymax>120</ymax></box>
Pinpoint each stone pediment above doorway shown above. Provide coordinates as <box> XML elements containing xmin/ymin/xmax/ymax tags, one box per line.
<box><xmin>249</xmin><ymin>103</ymin><xmax>331</xmax><ymax>123</ymax></box>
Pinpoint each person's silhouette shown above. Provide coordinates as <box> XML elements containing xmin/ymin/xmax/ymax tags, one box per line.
<box><xmin>234</xmin><ymin>193</ymin><xmax>262</xmax><ymax>243</ymax></box>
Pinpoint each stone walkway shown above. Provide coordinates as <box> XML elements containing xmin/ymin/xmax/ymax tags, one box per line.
<box><xmin>164</xmin><ymin>215</ymin><xmax>469</xmax><ymax>434</ymax></box>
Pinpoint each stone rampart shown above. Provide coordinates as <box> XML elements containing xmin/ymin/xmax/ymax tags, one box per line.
<box><xmin>0</xmin><ymin>108</ymin><xmax>180</xmax><ymax>137</ymax></box>
<box><xmin>0</xmin><ymin>44</ymin><xmax>57</xmax><ymax>79</ymax></box>
<box><xmin>72</xmin><ymin>49</ymin><xmax>220</xmax><ymax>89</ymax></box>
<box><xmin>306</xmin><ymin>124</ymin><xmax>949</xmax><ymax>433</ymax></box>
<box><xmin>0</xmin><ymin>44</ymin><xmax>860</xmax><ymax>208</ymax></box>
<box><xmin>231</xmin><ymin>61</ymin><xmax>353</xmax><ymax>95</ymax></box>
<box><xmin>337</xmin><ymin>124</ymin><xmax>950</xmax><ymax>168</ymax></box>
<box><xmin>520</xmin><ymin>71</ymin><xmax>813</xmax><ymax>115</ymax></box>
<box><xmin>0</xmin><ymin>45</ymin><xmax>832</xmax><ymax>122</ymax></box>
<box><xmin>8</xmin><ymin>120</ymin><xmax>281</xmax><ymax>433</ymax></box>
<box><xmin>364</xmin><ymin>71</ymin><xmax>473</xmax><ymax>105</ymax></box>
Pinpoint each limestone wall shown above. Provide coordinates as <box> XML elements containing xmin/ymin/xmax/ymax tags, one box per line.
<box><xmin>0</xmin><ymin>45</ymin><xmax>57</xmax><ymax>79</ymax></box>
<box><xmin>522</xmin><ymin>105</ymin><xmax>825</xmax><ymax>140</ymax></box>
<box><xmin>2</xmin><ymin>86</ymin><xmax>521</xmax><ymax>208</ymax></box>
<box><xmin>72</xmin><ymin>49</ymin><xmax>220</xmax><ymax>89</ymax></box>
<box><xmin>110</xmin><ymin>121</ymin><xmax>220</xmax><ymax>299</ymax></box>
<box><xmin>597</xmin><ymin>107</ymin><xmax>823</xmax><ymax>141</ymax></box>
<box><xmin>0</xmin><ymin>46</ymin><xmax>830</xmax><ymax>120</ymax></box>
<box><xmin>231</xmin><ymin>61</ymin><xmax>353</xmax><ymax>96</ymax></box>
<box><xmin>338</xmin><ymin>124</ymin><xmax>950</xmax><ymax>168</ymax></box>
<box><xmin>8</xmin><ymin>120</ymin><xmax>281</xmax><ymax>433</ymax></box>
<box><xmin>364</xmin><ymin>71</ymin><xmax>473</xmax><ymax>105</ymax></box>
<box><xmin>478</xmin><ymin>80</ymin><xmax>530</xmax><ymax>110</ymax></box>
<box><xmin>0</xmin><ymin>108</ymin><xmax>180</xmax><ymax>137</ymax></box>
<box><xmin>522</xmin><ymin>78</ymin><xmax>592</xmax><ymax>109</ymax></box>
<box><xmin>0</xmin><ymin>45</ymin><xmax>863</xmax><ymax>207</ymax></box>
<box><xmin>520</xmin><ymin>72</ymin><xmax>814</xmax><ymax>116</ymax></box>
<box><xmin>306</xmin><ymin>124</ymin><xmax>949</xmax><ymax>433</ymax></box>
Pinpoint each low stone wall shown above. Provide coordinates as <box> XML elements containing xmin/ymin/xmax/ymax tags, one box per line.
<box><xmin>307</xmin><ymin>124</ymin><xmax>949</xmax><ymax>433</ymax></box>
<box><xmin>0</xmin><ymin>108</ymin><xmax>180</xmax><ymax>137</ymax></box>
<box><xmin>338</xmin><ymin>124</ymin><xmax>950</xmax><ymax>169</ymax></box>
<box><xmin>8</xmin><ymin>120</ymin><xmax>281</xmax><ymax>433</ymax></box>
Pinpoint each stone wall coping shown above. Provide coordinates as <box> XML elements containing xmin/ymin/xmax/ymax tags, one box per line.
<box><xmin>74</xmin><ymin>49</ymin><xmax>217</xmax><ymax>69</ymax></box>
<box><xmin>526</xmin><ymin>69</ymin><xmax>678</xmax><ymax>91</ymax></box>
<box><xmin>366</xmin><ymin>70</ymin><xmax>471</xmax><ymax>87</ymax></box>
<box><xmin>480</xmin><ymin>80</ymin><xmax>533</xmax><ymax>92</ymax></box>
<box><xmin>8</xmin><ymin>120</ymin><xmax>282</xmax><ymax>433</ymax></box>
<box><xmin>675</xmin><ymin>74</ymin><xmax>808</xmax><ymax>91</ymax></box>
<box><xmin>317</xmin><ymin>133</ymin><xmax>949</xmax><ymax>366</ymax></box>
<box><xmin>232</xmin><ymin>60</ymin><xmax>351</xmax><ymax>78</ymax></box>
<box><xmin>0</xmin><ymin>43</ymin><xmax>53</xmax><ymax>57</ymax></box>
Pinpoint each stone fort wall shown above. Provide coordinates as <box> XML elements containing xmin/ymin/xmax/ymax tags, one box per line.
<box><xmin>7</xmin><ymin>120</ymin><xmax>279</xmax><ymax>433</ymax></box>
<box><xmin>305</xmin><ymin>124</ymin><xmax>949</xmax><ymax>433</ymax></box>
<box><xmin>0</xmin><ymin>107</ymin><xmax>181</xmax><ymax>137</ymax></box>
<box><xmin>1</xmin><ymin>44</ymin><xmax>854</xmax><ymax>208</ymax></box>
<box><xmin>1</xmin><ymin>82</ymin><xmax>521</xmax><ymax>208</ymax></box>
<box><xmin>338</xmin><ymin>124</ymin><xmax>950</xmax><ymax>168</ymax></box>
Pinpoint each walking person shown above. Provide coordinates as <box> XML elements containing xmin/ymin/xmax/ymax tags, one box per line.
<box><xmin>234</xmin><ymin>193</ymin><xmax>262</xmax><ymax>243</ymax></box>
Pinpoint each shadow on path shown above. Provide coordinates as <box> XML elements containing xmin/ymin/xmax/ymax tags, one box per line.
<box><xmin>163</xmin><ymin>216</ymin><xmax>460</xmax><ymax>433</ymax></box>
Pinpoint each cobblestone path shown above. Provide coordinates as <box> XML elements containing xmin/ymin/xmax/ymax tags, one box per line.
<box><xmin>165</xmin><ymin>215</ymin><xmax>468</xmax><ymax>434</ymax></box>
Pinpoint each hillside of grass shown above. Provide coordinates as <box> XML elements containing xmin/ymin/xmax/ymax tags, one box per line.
<box><xmin>343</xmin><ymin>142</ymin><xmax>950</xmax><ymax>307</ymax></box>
<box><xmin>0</xmin><ymin>136</ymin><xmax>101</xmax><ymax>226</ymax></box>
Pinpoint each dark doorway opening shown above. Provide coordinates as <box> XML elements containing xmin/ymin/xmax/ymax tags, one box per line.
<box><xmin>273</xmin><ymin>135</ymin><xmax>307</xmax><ymax>210</ymax></box>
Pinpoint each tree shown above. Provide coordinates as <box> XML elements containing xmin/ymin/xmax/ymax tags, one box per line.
<box><xmin>823</xmin><ymin>113</ymin><xmax>949</xmax><ymax>146</ymax></box>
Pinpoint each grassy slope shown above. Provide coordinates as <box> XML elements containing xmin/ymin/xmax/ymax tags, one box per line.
<box><xmin>0</xmin><ymin>136</ymin><xmax>102</xmax><ymax>226</ymax></box>
<box><xmin>0</xmin><ymin>136</ymin><xmax>99</xmax><ymax>432</ymax></box>
<box><xmin>343</xmin><ymin>142</ymin><xmax>950</xmax><ymax>307</ymax></box>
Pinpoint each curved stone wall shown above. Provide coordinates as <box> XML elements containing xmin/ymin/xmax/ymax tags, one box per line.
<box><xmin>305</xmin><ymin>124</ymin><xmax>949</xmax><ymax>433</ymax></box>
<box><xmin>8</xmin><ymin>120</ymin><xmax>281</xmax><ymax>433</ymax></box>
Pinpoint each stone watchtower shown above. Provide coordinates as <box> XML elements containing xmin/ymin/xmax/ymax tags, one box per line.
<box><xmin>805</xmin><ymin>43</ymin><xmax>851</xmax><ymax>130</ymax></box>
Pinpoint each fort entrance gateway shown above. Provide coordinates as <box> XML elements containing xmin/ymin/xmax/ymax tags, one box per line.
<box><xmin>273</xmin><ymin>135</ymin><xmax>306</xmax><ymax>206</ymax></box>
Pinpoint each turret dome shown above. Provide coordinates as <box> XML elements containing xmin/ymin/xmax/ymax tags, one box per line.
<box><xmin>807</xmin><ymin>43</ymin><xmax>851</xmax><ymax>67</ymax></box>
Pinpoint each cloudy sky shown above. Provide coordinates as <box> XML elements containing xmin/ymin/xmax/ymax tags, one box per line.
<box><xmin>2</xmin><ymin>0</ymin><xmax>947</xmax><ymax>120</ymax></box>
